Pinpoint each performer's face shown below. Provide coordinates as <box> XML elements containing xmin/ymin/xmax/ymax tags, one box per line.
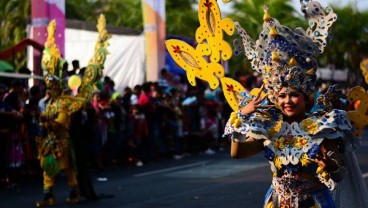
<box><xmin>47</xmin><ymin>82</ymin><xmax>61</xmax><ymax>99</ymax></box>
<box><xmin>277</xmin><ymin>86</ymin><xmax>306</xmax><ymax>122</ymax></box>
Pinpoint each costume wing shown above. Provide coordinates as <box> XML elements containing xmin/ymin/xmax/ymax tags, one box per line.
<box><xmin>78</xmin><ymin>14</ymin><xmax>111</xmax><ymax>101</ymax></box>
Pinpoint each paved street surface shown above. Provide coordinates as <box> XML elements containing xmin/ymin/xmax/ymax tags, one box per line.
<box><xmin>2</xmin><ymin>136</ymin><xmax>368</xmax><ymax>208</ymax></box>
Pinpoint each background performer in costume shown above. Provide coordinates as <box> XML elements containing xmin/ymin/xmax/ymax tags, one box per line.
<box><xmin>35</xmin><ymin>15</ymin><xmax>110</xmax><ymax>207</ymax></box>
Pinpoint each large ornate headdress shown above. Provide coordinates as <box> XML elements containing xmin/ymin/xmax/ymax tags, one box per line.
<box><xmin>234</xmin><ymin>1</ymin><xmax>337</xmax><ymax>102</ymax></box>
<box><xmin>166</xmin><ymin>0</ymin><xmax>337</xmax><ymax>110</ymax></box>
<box><xmin>41</xmin><ymin>14</ymin><xmax>110</xmax><ymax>115</ymax></box>
<box><xmin>42</xmin><ymin>14</ymin><xmax>111</xmax><ymax>101</ymax></box>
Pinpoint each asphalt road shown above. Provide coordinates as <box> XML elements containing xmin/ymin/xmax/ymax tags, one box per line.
<box><xmin>1</xmin><ymin>138</ymin><xmax>368</xmax><ymax>208</ymax></box>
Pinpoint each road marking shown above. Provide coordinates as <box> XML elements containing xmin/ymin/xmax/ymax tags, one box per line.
<box><xmin>166</xmin><ymin>161</ymin><xmax>268</xmax><ymax>178</ymax></box>
<box><xmin>362</xmin><ymin>172</ymin><xmax>368</xmax><ymax>178</ymax></box>
<box><xmin>134</xmin><ymin>161</ymin><xmax>209</xmax><ymax>177</ymax></box>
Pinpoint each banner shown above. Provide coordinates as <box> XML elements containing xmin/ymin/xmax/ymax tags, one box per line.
<box><xmin>31</xmin><ymin>0</ymin><xmax>65</xmax><ymax>75</ymax></box>
<box><xmin>141</xmin><ymin>0</ymin><xmax>166</xmax><ymax>82</ymax></box>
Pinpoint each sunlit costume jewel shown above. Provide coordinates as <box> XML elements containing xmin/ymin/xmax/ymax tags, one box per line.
<box><xmin>35</xmin><ymin>14</ymin><xmax>110</xmax><ymax>207</ymax></box>
<box><xmin>166</xmin><ymin>0</ymin><xmax>368</xmax><ymax>207</ymax></box>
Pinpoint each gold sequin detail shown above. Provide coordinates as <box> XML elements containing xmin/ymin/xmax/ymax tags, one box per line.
<box><xmin>268</xmin><ymin>120</ymin><xmax>283</xmax><ymax>137</ymax></box>
<box><xmin>300</xmin><ymin>153</ymin><xmax>311</xmax><ymax>166</ymax></box>
<box><xmin>300</xmin><ymin>118</ymin><xmax>319</xmax><ymax>134</ymax></box>
<box><xmin>274</xmin><ymin>156</ymin><xmax>282</xmax><ymax>169</ymax></box>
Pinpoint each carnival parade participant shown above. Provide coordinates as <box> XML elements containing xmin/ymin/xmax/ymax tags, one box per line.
<box><xmin>222</xmin><ymin>2</ymin><xmax>368</xmax><ymax>208</ymax></box>
<box><xmin>166</xmin><ymin>0</ymin><xmax>368</xmax><ymax>207</ymax></box>
<box><xmin>35</xmin><ymin>15</ymin><xmax>110</xmax><ymax>207</ymax></box>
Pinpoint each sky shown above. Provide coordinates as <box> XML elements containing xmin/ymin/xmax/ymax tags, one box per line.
<box><xmin>217</xmin><ymin>0</ymin><xmax>368</xmax><ymax>14</ymax></box>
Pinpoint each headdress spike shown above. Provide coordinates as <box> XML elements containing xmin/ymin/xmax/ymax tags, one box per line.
<box><xmin>263</xmin><ymin>5</ymin><xmax>271</xmax><ymax>22</ymax></box>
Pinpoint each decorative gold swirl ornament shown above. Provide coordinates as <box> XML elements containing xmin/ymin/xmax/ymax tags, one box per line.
<box><xmin>347</xmin><ymin>86</ymin><xmax>368</xmax><ymax>137</ymax></box>
<box><xmin>166</xmin><ymin>0</ymin><xmax>245</xmax><ymax>110</ymax></box>
<box><xmin>360</xmin><ymin>58</ymin><xmax>368</xmax><ymax>84</ymax></box>
<box><xmin>220</xmin><ymin>77</ymin><xmax>246</xmax><ymax>111</ymax></box>
<box><xmin>166</xmin><ymin>40</ymin><xmax>224</xmax><ymax>90</ymax></box>
<box><xmin>196</xmin><ymin>0</ymin><xmax>234</xmax><ymax>62</ymax></box>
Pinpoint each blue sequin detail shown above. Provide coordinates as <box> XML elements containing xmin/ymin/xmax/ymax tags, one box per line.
<box><xmin>307</xmin><ymin>144</ymin><xmax>321</xmax><ymax>158</ymax></box>
<box><xmin>264</xmin><ymin>147</ymin><xmax>275</xmax><ymax>161</ymax></box>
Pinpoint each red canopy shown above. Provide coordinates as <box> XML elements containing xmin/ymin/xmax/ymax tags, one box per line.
<box><xmin>0</xmin><ymin>38</ymin><xmax>44</xmax><ymax>60</ymax></box>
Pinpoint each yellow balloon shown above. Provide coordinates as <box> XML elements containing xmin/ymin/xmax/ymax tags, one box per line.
<box><xmin>68</xmin><ymin>75</ymin><xmax>82</xmax><ymax>90</ymax></box>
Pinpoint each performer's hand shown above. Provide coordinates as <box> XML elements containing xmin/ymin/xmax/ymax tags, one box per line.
<box><xmin>240</xmin><ymin>85</ymin><xmax>270</xmax><ymax>116</ymax></box>
<box><xmin>310</xmin><ymin>145</ymin><xmax>338</xmax><ymax>172</ymax></box>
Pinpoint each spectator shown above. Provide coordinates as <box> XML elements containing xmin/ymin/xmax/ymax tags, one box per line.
<box><xmin>67</xmin><ymin>60</ymin><xmax>79</xmax><ymax>76</ymax></box>
<box><xmin>130</xmin><ymin>104</ymin><xmax>148</xmax><ymax>166</ymax></box>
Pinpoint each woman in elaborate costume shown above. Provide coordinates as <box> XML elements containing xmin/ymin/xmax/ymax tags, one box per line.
<box><xmin>166</xmin><ymin>0</ymin><xmax>368</xmax><ymax>207</ymax></box>
<box><xmin>224</xmin><ymin>1</ymin><xmax>368</xmax><ymax>206</ymax></box>
<box><xmin>35</xmin><ymin>15</ymin><xmax>110</xmax><ymax>207</ymax></box>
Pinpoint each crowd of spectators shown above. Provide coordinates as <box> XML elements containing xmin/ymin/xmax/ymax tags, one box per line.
<box><xmin>1</xmin><ymin>64</ymin><xmax>351</xmax><ymax>188</ymax></box>
<box><xmin>0</xmin><ymin>67</ymin><xmax>235</xmax><ymax>187</ymax></box>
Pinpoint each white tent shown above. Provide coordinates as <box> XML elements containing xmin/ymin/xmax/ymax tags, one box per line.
<box><xmin>65</xmin><ymin>20</ymin><xmax>146</xmax><ymax>94</ymax></box>
<box><xmin>316</xmin><ymin>67</ymin><xmax>349</xmax><ymax>81</ymax></box>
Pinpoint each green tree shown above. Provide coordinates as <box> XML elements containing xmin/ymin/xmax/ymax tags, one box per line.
<box><xmin>65</xmin><ymin>0</ymin><xmax>199</xmax><ymax>37</ymax></box>
<box><xmin>67</xmin><ymin>0</ymin><xmax>143</xmax><ymax>30</ymax></box>
<box><xmin>321</xmin><ymin>6</ymin><xmax>368</xmax><ymax>86</ymax></box>
<box><xmin>166</xmin><ymin>0</ymin><xmax>199</xmax><ymax>37</ymax></box>
<box><xmin>226</xmin><ymin>0</ymin><xmax>304</xmax><ymax>76</ymax></box>
<box><xmin>0</xmin><ymin>0</ymin><xmax>30</xmax><ymax>70</ymax></box>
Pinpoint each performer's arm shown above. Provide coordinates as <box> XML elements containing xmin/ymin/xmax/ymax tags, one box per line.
<box><xmin>231</xmin><ymin>133</ymin><xmax>264</xmax><ymax>159</ymax></box>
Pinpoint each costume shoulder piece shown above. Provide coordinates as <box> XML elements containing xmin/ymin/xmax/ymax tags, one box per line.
<box><xmin>301</xmin><ymin>110</ymin><xmax>352</xmax><ymax>139</ymax></box>
<box><xmin>300</xmin><ymin>85</ymin><xmax>352</xmax><ymax>139</ymax></box>
<box><xmin>56</xmin><ymin>96</ymin><xmax>86</xmax><ymax>115</ymax></box>
<box><xmin>300</xmin><ymin>85</ymin><xmax>352</xmax><ymax>138</ymax></box>
<box><xmin>224</xmin><ymin>105</ymin><xmax>283</xmax><ymax>140</ymax></box>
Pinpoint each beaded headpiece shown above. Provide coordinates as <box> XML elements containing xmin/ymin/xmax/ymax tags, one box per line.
<box><xmin>233</xmin><ymin>1</ymin><xmax>337</xmax><ymax>102</ymax></box>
